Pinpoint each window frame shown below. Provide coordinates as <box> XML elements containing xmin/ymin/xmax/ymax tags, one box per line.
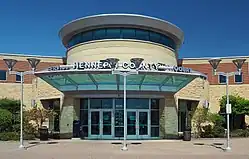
<box><xmin>218</xmin><ymin>74</ymin><xmax>226</xmax><ymax>84</ymax></box>
<box><xmin>234</xmin><ymin>73</ymin><xmax>243</xmax><ymax>84</ymax></box>
<box><xmin>0</xmin><ymin>70</ymin><xmax>7</xmax><ymax>81</ymax></box>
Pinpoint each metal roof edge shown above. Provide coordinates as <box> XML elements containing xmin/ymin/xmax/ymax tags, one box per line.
<box><xmin>0</xmin><ymin>52</ymin><xmax>64</xmax><ymax>59</ymax></box>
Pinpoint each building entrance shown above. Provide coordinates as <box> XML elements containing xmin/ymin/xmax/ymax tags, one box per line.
<box><xmin>80</xmin><ymin>98</ymin><xmax>160</xmax><ymax>140</ymax></box>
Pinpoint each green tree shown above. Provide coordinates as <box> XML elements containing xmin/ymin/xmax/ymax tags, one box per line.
<box><xmin>220</xmin><ymin>94</ymin><xmax>249</xmax><ymax>130</ymax></box>
<box><xmin>220</xmin><ymin>95</ymin><xmax>249</xmax><ymax>115</ymax></box>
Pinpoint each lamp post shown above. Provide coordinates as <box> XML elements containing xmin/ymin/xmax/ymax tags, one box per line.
<box><xmin>208</xmin><ymin>58</ymin><xmax>246</xmax><ymax>151</ymax></box>
<box><xmin>3</xmin><ymin>58</ymin><xmax>40</xmax><ymax>149</ymax></box>
<box><xmin>108</xmin><ymin>57</ymin><xmax>144</xmax><ymax>151</ymax></box>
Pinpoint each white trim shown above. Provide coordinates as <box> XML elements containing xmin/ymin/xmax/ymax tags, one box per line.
<box><xmin>0</xmin><ymin>52</ymin><xmax>63</xmax><ymax>59</ymax></box>
<box><xmin>182</xmin><ymin>55</ymin><xmax>249</xmax><ymax>60</ymax></box>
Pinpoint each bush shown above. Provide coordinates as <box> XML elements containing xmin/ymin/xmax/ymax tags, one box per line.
<box><xmin>231</xmin><ymin>129</ymin><xmax>249</xmax><ymax>137</ymax></box>
<box><xmin>0</xmin><ymin>132</ymin><xmax>19</xmax><ymax>141</ymax></box>
<box><xmin>0</xmin><ymin>98</ymin><xmax>20</xmax><ymax>114</ymax></box>
<box><xmin>0</xmin><ymin>108</ymin><xmax>12</xmax><ymax>132</ymax></box>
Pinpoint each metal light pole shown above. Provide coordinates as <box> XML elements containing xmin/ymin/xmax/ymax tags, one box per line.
<box><xmin>209</xmin><ymin>58</ymin><xmax>246</xmax><ymax>151</ymax></box>
<box><xmin>108</xmin><ymin>57</ymin><xmax>143</xmax><ymax>151</ymax></box>
<box><xmin>3</xmin><ymin>58</ymin><xmax>40</xmax><ymax>149</ymax></box>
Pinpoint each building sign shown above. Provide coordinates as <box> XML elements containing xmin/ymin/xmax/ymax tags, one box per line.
<box><xmin>48</xmin><ymin>61</ymin><xmax>192</xmax><ymax>73</ymax></box>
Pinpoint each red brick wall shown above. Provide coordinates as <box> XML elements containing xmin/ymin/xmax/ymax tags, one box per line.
<box><xmin>182</xmin><ymin>62</ymin><xmax>249</xmax><ymax>85</ymax></box>
<box><xmin>0</xmin><ymin>59</ymin><xmax>62</xmax><ymax>84</ymax></box>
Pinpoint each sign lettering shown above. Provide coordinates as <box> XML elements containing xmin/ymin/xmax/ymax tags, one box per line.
<box><xmin>47</xmin><ymin>61</ymin><xmax>192</xmax><ymax>73</ymax></box>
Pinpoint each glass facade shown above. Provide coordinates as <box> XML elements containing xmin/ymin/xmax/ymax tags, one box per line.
<box><xmin>79</xmin><ymin>98</ymin><xmax>160</xmax><ymax>139</ymax></box>
<box><xmin>67</xmin><ymin>28</ymin><xmax>176</xmax><ymax>50</ymax></box>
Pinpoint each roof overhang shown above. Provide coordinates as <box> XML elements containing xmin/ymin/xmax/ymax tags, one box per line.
<box><xmin>59</xmin><ymin>14</ymin><xmax>184</xmax><ymax>48</ymax></box>
<box><xmin>35</xmin><ymin>61</ymin><xmax>206</xmax><ymax>93</ymax></box>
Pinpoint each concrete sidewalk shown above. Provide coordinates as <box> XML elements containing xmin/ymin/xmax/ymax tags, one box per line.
<box><xmin>0</xmin><ymin>138</ymin><xmax>249</xmax><ymax>159</ymax></box>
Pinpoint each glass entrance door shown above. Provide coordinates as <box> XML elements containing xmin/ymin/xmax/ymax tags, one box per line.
<box><xmin>90</xmin><ymin>110</ymin><xmax>113</xmax><ymax>139</ymax></box>
<box><xmin>138</xmin><ymin>111</ymin><xmax>149</xmax><ymax>138</ymax></box>
<box><xmin>90</xmin><ymin>111</ymin><xmax>100</xmax><ymax>138</ymax></box>
<box><xmin>126</xmin><ymin>110</ymin><xmax>150</xmax><ymax>139</ymax></box>
<box><xmin>102</xmin><ymin>111</ymin><xmax>113</xmax><ymax>138</ymax></box>
<box><xmin>127</xmin><ymin>111</ymin><xmax>137</xmax><ymax>138</ymax></box>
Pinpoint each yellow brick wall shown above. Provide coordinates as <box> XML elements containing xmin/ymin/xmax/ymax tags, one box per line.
<box><xmin>0</xmin><ymin>83</ymin><xmax>33</xmax><ymax>108</ymax></box>
<box><xmin>209</xmin><ymin>84</ymin><xmax>249</xmax><ymax>113</ymax></box>
<box><xmin>175</xmin><ymin>77</ymin><xmax>209</xmax><ymax>109</ymax></box>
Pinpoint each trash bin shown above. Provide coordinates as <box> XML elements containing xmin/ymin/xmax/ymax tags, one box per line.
<box><xmin>183</xmin><ymin>129</ymin><xmax>191</xmax><ymax>141</ymax></box>
<box><xmin>73</xmin><ymin>120</ymin><xmax>80</xmax><ymax>138</ymax></box>
<box><xmin>39</xmin><ymin>126</ymin><xmax>49</xmax><ymax>141</ymax></box>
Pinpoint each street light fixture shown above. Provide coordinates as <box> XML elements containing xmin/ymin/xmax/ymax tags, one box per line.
<box><xmin>232</xmin><ymin>59</ymin><xmax>246</xmax><ymax>74</ymax></box>
<box><xmin>106</xmin><ymin>58</ymin><xmax>119</xmax><ymax>69</ymax></box>
<box><xmin>130</xmin><ymin>58</ymin><xmax>144</xmax><ymax>68</ymax></box>
<box><xmin>110</xmin><ymin>58</ymin><xmax>143</xmax><ymax>151</ymax></box>
<box><xmin>209</xmin><ymin>58</ymin><xmax>246</xmax><ymax>152</ymax></box>
<box><xmin>3</xmin><ymin>58</ymin><xmax>40</xmax><ymax>149</ymax></box>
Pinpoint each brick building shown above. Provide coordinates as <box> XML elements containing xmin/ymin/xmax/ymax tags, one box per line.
<box><xmin>0</xmin><ymin>14</ymin><xmax>248</xmax><ymax>139</ymax></box>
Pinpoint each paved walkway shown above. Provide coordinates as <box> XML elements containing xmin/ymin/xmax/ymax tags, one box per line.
<box><xmin>1</xmin><ymin>138</ymin><xmax>249</xmax><ymax>159</ymax></box>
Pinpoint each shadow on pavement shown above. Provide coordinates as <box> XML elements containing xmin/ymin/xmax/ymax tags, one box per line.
<box><xmin>25</xmin><ymin>141</ymin><xmax>58</xmax><ymax>150</ymax></box>
<box><xmin>193</xmin><ymin>142</ymin><xmax>226</xmax><ymax>151</ymax></box>
<box><xmin>111</xmin><ymin>142</ymin><xmax>142</xmax><ymax>146</ymax></box>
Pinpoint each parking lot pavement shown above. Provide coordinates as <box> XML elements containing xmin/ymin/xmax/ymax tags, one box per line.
<box><xmin>0</xmin><ymin>138</ymin><xmax>249</xmax><ymax>159</ymax></box>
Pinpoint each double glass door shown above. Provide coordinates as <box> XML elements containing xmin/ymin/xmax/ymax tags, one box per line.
<box><xmin>90</xmin><ymin>110</ymin><xmax>113</xmax><ymax>138</ymax></box>
<box><xmin>127</xmin><ymin>110</ymin><xmax>150</xmax><ymax>139</ymax></box>
<box><xmin>90</xmin><ymin>109</ymin><xmax>149</xmax><ymax>139</ymax></box>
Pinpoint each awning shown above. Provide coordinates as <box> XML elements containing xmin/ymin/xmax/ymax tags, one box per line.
<box><xmin>35</xmin><ymin>68</ymin><xmax>206</xmax><ymax>93</ymax></box>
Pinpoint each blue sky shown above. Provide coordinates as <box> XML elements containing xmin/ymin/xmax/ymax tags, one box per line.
<box><xmin>0</xmin><ymin>0</ymin><xmax>248</xmax><ymax>58</ymax></box>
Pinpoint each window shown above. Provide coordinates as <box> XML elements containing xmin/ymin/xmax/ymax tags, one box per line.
<box><xmin>149</xmin><ymin>32</ymin><xmax>161</xmax><ymax>43</ymax></box>
<box><xmin>0</xmin><ymin>70</ymin><xmax>7</xmax><ymax>81</ymax></box>
<box><xmin>219</xmin><ymin>75</ymin><xmax>226</xmax><ymax>84</ymax></box>
<box><xmin>106</xmin><ymin>28</ymin><xmax>121</xmax><ymax>39</ymax></box>
<box><xmin>234</xmin><ymin>73</ymin><xmax>243</xmax><ymax>83</ymax></box>
<box><xmin>150</xmin><ymin>99</ymin><xmax>159</xmax><ymax>137</ymax></box>
<box><xmin>122</xmin><ymin>28</ymin><xmax>136</xmax><ymax>39</ymax></box>
<box><xmin>93</xmin><ymin>29</ymin><xmax>106</xmax><ymax>40</ymax></box>
<box><xmin>80</xmin><ymin>99</ymin><xmax>88</xmax><ymax>137</ymax></box>
<box><xmin>16</xmin><ymin>74</ymin><xmax>21</xmax><ymax>82</ymax></box>
<box><xmin>135</xmin><ymin>30</ymin><xmax>149</xmax><ymax>40</ymax></box>
<box><xmin>67</xmin><ymin>28</ymin><xmax>176</xmax><ymax>50</ymax></box>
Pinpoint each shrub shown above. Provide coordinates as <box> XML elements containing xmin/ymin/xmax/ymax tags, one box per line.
<box><xmin>0</xmin><ymin>108</ymin><xmax>12</xmax><ymax>132</ymax></box>
<box><xmin>231</xmin><ymin>129</ymin><xmax>249</xmax><ymax>137</ymax></box>
<box><xmin>0</xmin><ymin>132</ymin><xmax>19</xmax><ymax>141</ymax></box>
<box><xmin>0</xmin><ymin>98</ymin><xmax>20</xmax><ymax>114</ymax></box>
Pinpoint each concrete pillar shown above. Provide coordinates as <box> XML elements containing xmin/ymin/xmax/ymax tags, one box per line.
<box><xmin>164</xmin><ymin>95</ymin><xmax>178</xmax><ymax>139</ymax></box>
<box><xmin>159</xmin><ymin>98</ymin><xmax>166</xmax><ymax>138</ymax></box>
<box><xmin>73</xmin><ymin>98</ymin><xmax>81</xmax><ymax>121</ymax></box>
<box><xmin>60</xmin><ymin>97</ymin><xmax>74</xmax><ymax>139</ymax></box>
